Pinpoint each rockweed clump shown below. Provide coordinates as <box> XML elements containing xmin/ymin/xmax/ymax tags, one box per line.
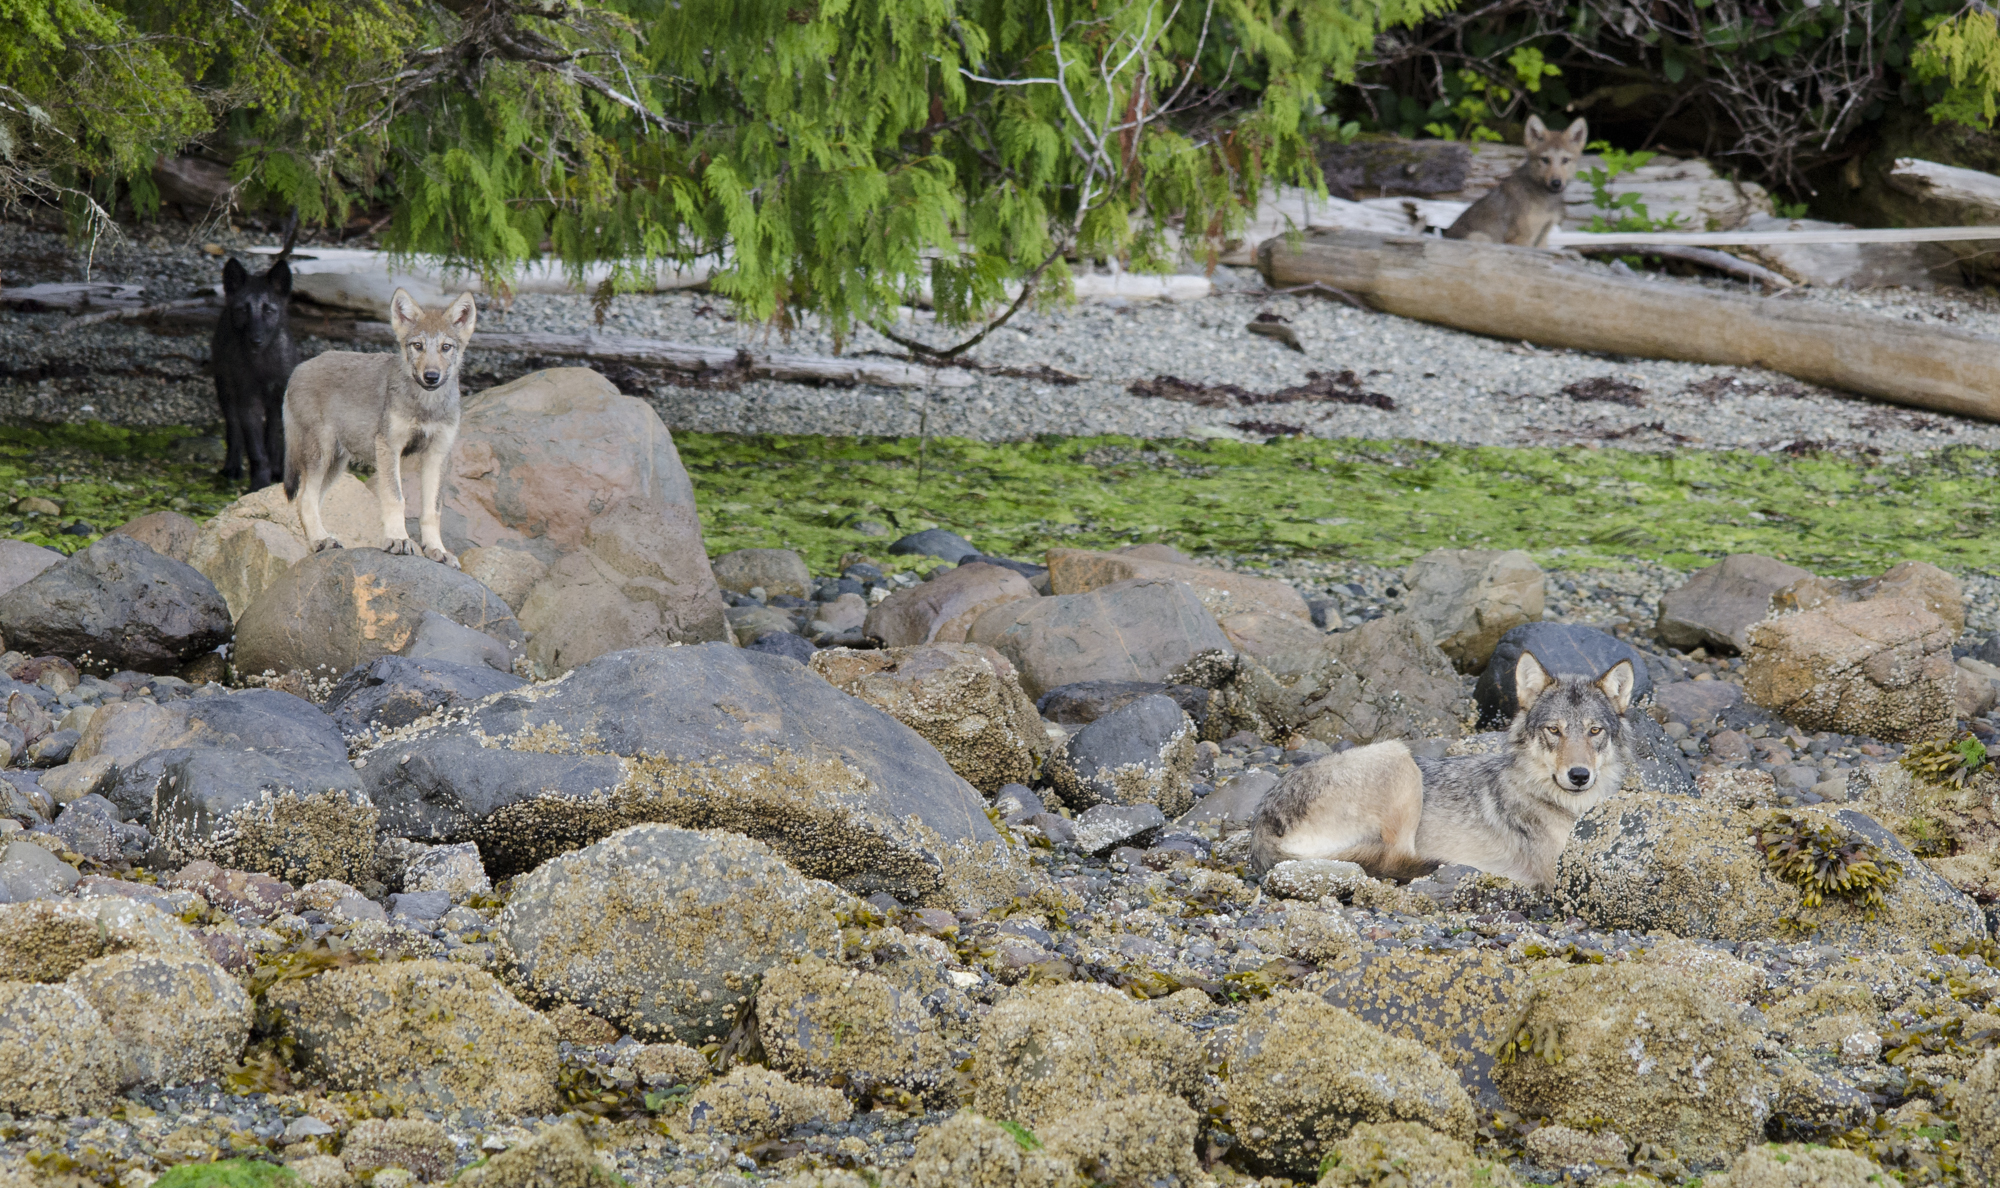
<box><xmin>1754</xmin><ymin>812</ymin><xmax>1902</xmax><ymax>932</ymax></box>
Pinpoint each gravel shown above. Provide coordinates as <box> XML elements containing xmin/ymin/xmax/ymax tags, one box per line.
<box><xmin>4</xmin><ymin>218</ymin><xmax>1998</xmax><ymax>456</ymax></box>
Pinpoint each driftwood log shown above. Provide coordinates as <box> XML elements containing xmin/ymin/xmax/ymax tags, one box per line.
<box><xmin>349</xmin><ymin>322</ymin><xmax>972</xmax><ymax>389</ymax></box>
<box><xmin>1258</xmin><ymin>229</ymin><xmax>2000</xmax><ymax>422</ymax></box>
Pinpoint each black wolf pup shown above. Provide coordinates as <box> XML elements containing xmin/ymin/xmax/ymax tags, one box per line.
<box><xmin>213</xmin><ymin>253</ymin><xmax>300</xmax><ymax>488</ymax></box>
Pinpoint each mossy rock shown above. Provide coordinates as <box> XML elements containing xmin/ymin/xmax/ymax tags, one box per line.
<box><xmin>1556</xmin><ymin>789</ymin><xmax>1986</xmax><ymax>948</ymax></box>
<box><xmin>1225</xmin><ymin>990</ymin><xmax>1474</xmax><ymax>1178</ymax></box>
<box><xmin>1489</xmin><ymin>962</ymin><xmax>1775</xmax><ymax>1169</ymax></box>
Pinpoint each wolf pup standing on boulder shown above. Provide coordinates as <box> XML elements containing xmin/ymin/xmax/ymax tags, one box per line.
<box><xmin>283</xmin><ymin>287</ymin><xmax>476</xmax><ymax>567</ymax></box>
<box><xmin>1443</xmin><ymin>116</ymin><xmax>1588</xmax><ymax>248</ymax></box>
<box><xmin>213</xmin><ymin>252</ymin><xmax>300</xmax><ymax>489</ymax></box>
<box><xmin>1250</xmin><ymin>653</ymin><xmax>1634</xmax><ymax>888</ymax></box>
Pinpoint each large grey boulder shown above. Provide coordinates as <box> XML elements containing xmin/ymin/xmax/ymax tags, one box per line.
<box><xmin>436</xmin><ymin>367</ymin><xmax>701</xmax><ymax>564</ymax></box>
<box><xmin>1047</xmin><ymin>694</ymin><xmax>1197</xmax><ymax>816</ymax></box>
<box><xmin>1402</xmin><ymin>549</ymin><xmax>1544</xmax><ymax>673</ymax></box>
<box><xmin>322</xmin><ymin>654</ymin><xmax>525</xmax><ymax>739</ymax></box>
<box><xmin>87</xmin><ymin>688</ymin><xmax>376</xmax><ymax>885</ymax></box>
<box><xmin>1475</xmin><ymin>622</ymin><xmax>1652</xmax><ymax>727</ymax></box>
<box><xmin>234</xmin><ymin>548</ymin><xmax>520</xmax><ymax>681</ymax></box>
<box><xmin>500</xmin><ymin>824</ymin><xmax>846</xmax><ymax>1046</ymax></box>
<box><xmin>515</xmin><ymin>498</ymin><xmax>730</xmax><ymax>676</ymax></box>
<box><xmin>969</xmin><ymin>578</ymin><xmax>1233</xmax><ymax>699</ymax></box>
<box><xmin>1655</xmin><ymin>554</ymin><xmax>1812</xmax><ymax>654</ymax></box>
<box><xmin>0</xmin><ymin>534</ymin><xmax>229</xmax><ymax>674</ymax></box>
<box><xmin>89</xmin><ymin>688</ymin><xmax>347</xmax><ymax>813</ymax></box>
<box><xmin>144</xmin><ymin>747</ymin><xmax>378</xmax><ymax>886</ymax></box>
<box><xmin>361</xmin><ymin>644</ymin><xmax>1018</xmax><ymax>907</ymax></box>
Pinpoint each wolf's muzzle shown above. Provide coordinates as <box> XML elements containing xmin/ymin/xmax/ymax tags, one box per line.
<box><xmin>1546</xmin><ymin>179</ymin><xmax>1566</xmax><ymax>193</ymax></box>
<box><xmin>421</xmin><ymin>371</ymin><xmax>443</xmax><ymax>388</ymax></box>
<box><xmin>1561</xmin><ymin>765</ymin><xmax>1594</xmax><ymax>790</ymax></box>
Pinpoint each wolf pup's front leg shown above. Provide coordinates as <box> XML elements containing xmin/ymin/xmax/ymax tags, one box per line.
<box><xmin>414</xmin><ymin>423</ymin><xmax>460</xmax><ymax>568</ymax></box>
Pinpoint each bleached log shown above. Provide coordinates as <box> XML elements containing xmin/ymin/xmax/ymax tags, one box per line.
<box><xmin>348</xmin><ymin>322</ymin><xmax>973</xmax><ymax>389</ymax></box>
<box><xmin>1567</xmin><ymin>243</ymin><xmax>1793</xmax><ymax>290</ymax></box>
<box><xmin>1258</xmin><ymin>229</ymin><xmax>2000</xmax><ymax>421</ymax></box>
<box><xmin>1</xmin><ymin>283</ymin><xmax>145</xmax><ymax>313</ymax></box>
<box><xmin>1888</xmin><ymin>158</ymin><xmax>2000</xmax><ymax>214</ymax></box>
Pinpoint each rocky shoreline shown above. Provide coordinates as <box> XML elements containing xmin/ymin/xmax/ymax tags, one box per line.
<box><xmin>0</xmin><ymin>361</ymin><xmax>1998</xmax><ymax>1188</ymax></box>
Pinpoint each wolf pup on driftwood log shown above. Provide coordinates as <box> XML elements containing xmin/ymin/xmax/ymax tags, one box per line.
<box><xmin>1444</xmin><ymin>116</ymin><xmax>1588</xmax><ymax>248</ymax></box>
<box><xmin>282</xmin><ymin>287</ymin><xmax>476</xmax><ymax>567</ymax></box>
<box><xmin>1250</xmin><ymin>652</ymin><xmax>1634</xmax><ymax>888</ymax></box>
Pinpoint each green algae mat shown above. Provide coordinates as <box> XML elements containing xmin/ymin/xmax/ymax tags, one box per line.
<box><xmin>4</xmin><ymin>422</ymin><xmax>1997</xmax><ymax>576</ymax></box>
<box><xmin>681</xmin><ymin>434</ymin><xmax>2000</xmax><ymax>576</ymax></box>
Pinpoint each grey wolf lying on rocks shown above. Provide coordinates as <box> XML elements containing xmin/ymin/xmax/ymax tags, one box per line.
<box><xmin>283</xmin><ymin>287</ymin><xmax>475</xmax><ymax>567</ymax></box>
<box><xmin>1250</xmin><ymin>652</ymin><xmax>1635</xmax><ymax>887</ymax></box>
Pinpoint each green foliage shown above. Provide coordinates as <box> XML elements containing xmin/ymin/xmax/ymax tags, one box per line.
<box><xmin>3</xmin><ymin>0</ymin><xmax>1453</xmax><ymax>345</ymax></box>
<box><xmin>995</xmin><ymin>1119</ymin><xmax>1043</xmax><ymax>1151</ymax></box>
<box><xmin>1915</xmin><ymin>8</ymin><xmax>2000</xmax><ymax>130</ymax></box>
<box><xmin>1580</xmin><ymin>139</ymin><xmax>1683</xmax><ymax>235</ymax></box>
<box><xmin>151</xmin><ymin>1161</ymin><xmax>300</xmax><ymax>1188</ymax></box>
<box><xmin>1357</xmin><ymin>0</ymin><xmax>1922</xmax><ymax>188</ymax></box>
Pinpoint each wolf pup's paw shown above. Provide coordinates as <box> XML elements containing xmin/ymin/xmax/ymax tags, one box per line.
<box><xmin>382</xmin><ymin>539</ymin><xmax>421</xmax><ymax>556</ymax></box>
<box><xmin>310</xmin><ymin>538</ymin><xmax>344</xmax><ymax>553</ymax></box>
<box><xmin>423</xmin><ymin>545</ymin><xmax>461</xmax><ymax>569</ymax></box>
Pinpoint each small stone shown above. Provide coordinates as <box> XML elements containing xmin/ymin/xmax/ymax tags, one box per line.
<box><xmin>1070</xmin><ymin>804</ymin><xmax>1168</xmax><ymax>854</ymax></box>
<box><xmin>1263</xmin><ymin>858</ymin><xmax>1370</xmax><ymax>901</ymax></box>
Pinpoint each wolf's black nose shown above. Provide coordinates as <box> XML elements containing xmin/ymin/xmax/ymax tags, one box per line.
<box><xmin>1566</xmin><ymin>766</ymin><xmax>1591</xmax><ymax>786</ymax></box>
<box><xmin>423</xmin><ymin>370</ymin><xmax>441</xmax><ymax>386</ymax></box>
<box><xmin>1548</xmin><ymin>180</ymin><xmax>1565</xmax><ymax>192</ymax></box>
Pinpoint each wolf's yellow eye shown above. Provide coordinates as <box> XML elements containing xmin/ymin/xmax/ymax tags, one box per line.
<box><xmin>1545</xmin><ymin>725</ymin><xmax>1560</xmax><ymax>736</ymax></box>
<box><xmin>1589</xmin><ymin>726</ymin><xmax>1602</xmax><ymax>736</ymax></box>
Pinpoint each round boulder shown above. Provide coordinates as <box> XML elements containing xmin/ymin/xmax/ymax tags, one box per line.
<box><xmin>1490</xmin><ymin>962</ymin><xmax>1774</xmax><ymax>1169</ymax></box>
<box><xmin>267</xmin><ymin>959</ymin><xmax>557</xmax><ymax>1115</ymax></box>
<box><xmin>1224</xmin><ymin>989</ymin><xmax>1474</xmax><ymax>1177</ymax></box>
<box><xmin>500</xmin><ymin>824</ymin><xmax>846</xmax><ymax>1045</ymax></box>
<box><xmin>0</xmin><ymin>981</ymin><xmax>122</xmax><ymax>1114</ymax></box>
<box><xmin>1046</xmin><ymin>693</ymin><xmax>1197</xmax><ymax>816</ymax></box>
<box><xmin>233</xmin><ymin>548</ymin><xmax>520</xmax><ymax>680</ymax></box>
<box><xmin>0</xmin><ymin>534</ymin><xmax>229</xmax><ymax>675</ymax></box>
<box><xmin>971</xmin><ymin>981</ymin><xmax>1202</xmax><ymax>1129</ymax></box>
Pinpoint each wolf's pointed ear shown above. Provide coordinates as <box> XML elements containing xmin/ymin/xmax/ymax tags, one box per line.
<box><xmin>1563</xmin><ymin>117</ymin><xmax>1589</xmax><ymax>149</ymax></box>
<box><xmin>267</xmin><ymin>258</ymin><xmax>292</xmax><ymax>297</ymax></box>
<box><xmin>1596</xmin><ymin>659</ymin><xmax>1636</xmax><ymax>714</ymax></box>
<box><xmin>446</xmin><ymin>291</ymin><xmax>477</xmax><ymax>340</ymax></box>
<box><xmin>1515</xmin><ymin>651</ymin><xmax>1553</xmax><ymax>711</ymax></box>
<box><xmin>223</xmin><ymin>258</ymin><xmax>248</xmax><ymax>293</ymax></box>
<box><xmin>1523</xmin><ymin>115</ymin><xmax>1550</xmax><ymax>146</ymax></box>
<box><xmin>389</xmin><ymin>288</ymin><xmax>422</xmax><ymax>335</ymax></box>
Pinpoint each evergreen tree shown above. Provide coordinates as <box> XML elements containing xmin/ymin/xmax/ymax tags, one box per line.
<box><xmin>3</xmin><ymin>0</ymin><xmax>1451</xmax><ymax>346</ymax></box>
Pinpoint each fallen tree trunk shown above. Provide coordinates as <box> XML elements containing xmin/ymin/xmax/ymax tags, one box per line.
<box><xmin>1258</xmin><ymin>229</ymin><xmax>2000</xmax><ymax>422</ymax></box>
<box><xmin>349</xmin><ymin>322</ymin><xmax>972</xmax><ymax>389</ymax></box>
